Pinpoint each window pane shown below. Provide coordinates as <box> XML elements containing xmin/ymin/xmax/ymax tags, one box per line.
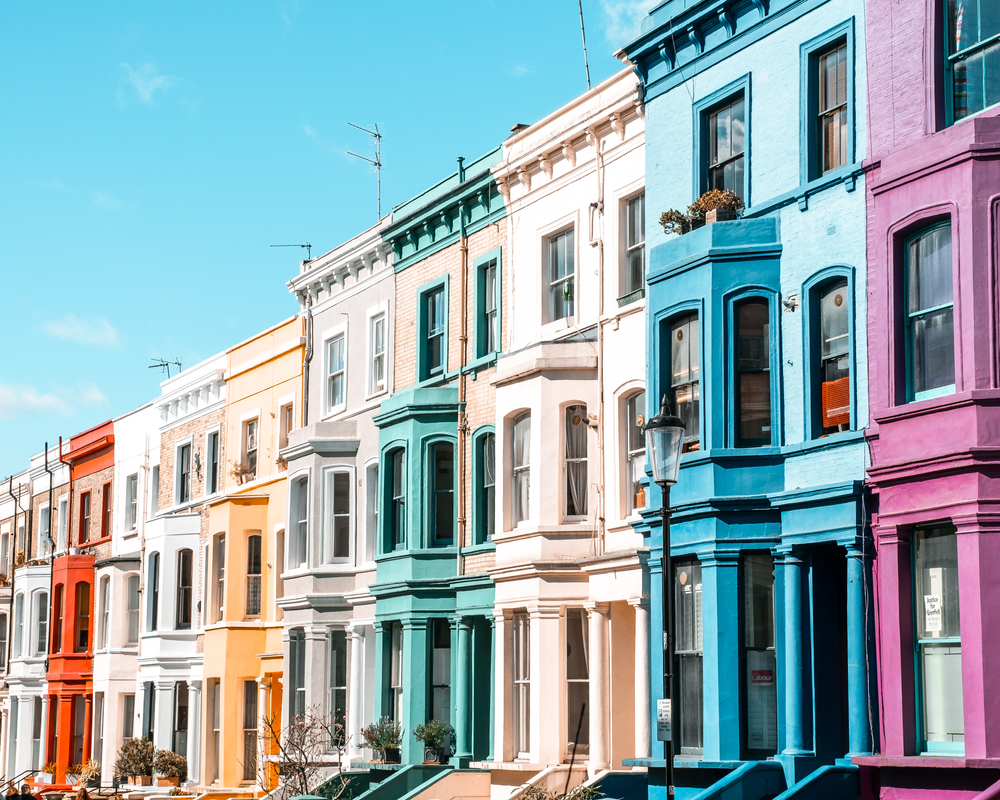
<box><xmin>333</xmin><ymin>472</ymin><xmax>350</xmax><ymax>558</ymax></box>
<box><xmin>566</xmin><ymin>406</ymin><xmax>588</xmax><ymax>516</ymax></box>
<box><xmin>913</xmin><ymin>309</ymin><xmax>956</xmax><ymax>395</ymax></box>
<box><xmin>675</xmin><ymin>563</ymin><xmax>703</xmax><ymax>753</ymax></box>
<box><xmin>513</xmin><ymin>415</ymin><xmax>531</xmax><ymax>525</ymax></box>
<box><xmin>915</xmin><ymin>527</ymin><xmax>961</xmax><ymax>640</ymax></box>
<box><xmin>433</xmin><ymin>444</ymin><xmax>454</xmax><ymax>542</ymax></box>
<box><xmin>908</xmin><ymin>227</ymin><xmax>953</xmax><ymax>313</ymax></box>
<box><xmin>736</xmin><ymin>301</ymin><xmax>771</xmax><ymax>446</ymax></box>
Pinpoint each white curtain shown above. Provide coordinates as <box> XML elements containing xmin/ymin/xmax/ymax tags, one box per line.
<box><xmin>566</xmin><ymin>406</ymin><xmax>587</xmax><ymax>516</ymax></box>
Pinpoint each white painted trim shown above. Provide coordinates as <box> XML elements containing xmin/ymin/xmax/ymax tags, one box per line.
<box><xmin>321</xmin><ymin>322</ymin><xmax>349</xmax><ymax>418</ymax></box>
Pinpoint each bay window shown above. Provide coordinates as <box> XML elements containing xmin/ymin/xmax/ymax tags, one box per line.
<box><xmin>624</xmin><ymin>391</ymin><xmax>646</xmax><ymax>515</ymax></box>
<box><xmin>906</xmin><ymin>223</ymin><xmax>954</xmax><ymax>401</ymax></box>
<box><xmin>431</xmin><ymin>443</ymin><xmax>455</xmax><ymax>544</ymax></box>
<box><xmin>565</xmin><ymin>405</ymin><xmax>588</xmax><ymax>517</ymax></box>
<box><xmin>324</xmin><ymin>470</ymin><xmax>351</xmax><ymax>563</ymax></box>
<box><xmin>390</xmin><ymin>451</ymin><xmax>406</xmax><ymax>551</ymax></box>
<box><xmin>735</xmin><ymin>299</ymin><xmax>772</xmax><ymax>447</ymax></box>
<box><xmin>512</xmin><ymin>413</ymin><xmax>531</xmax><ymax>526</ymax></box>
<box><xmin>177</xmin><ymin>548</ymin><xmax>193</xmax><ymax>628</ymax></box>
<box><xmin>670</xmin><ymin>314</ymin><xmax>700</xmax><ymax>451</ymax></box>
<box><xmin>566</xmin><ymin>608</ymin><xmax>590</xmax><ymax>754</ymax></box>
<box><xmin>676</xmin><ymin>562</ymin><xmax>703</xmax><ymax>753</ymax></box>
<box><xmin>512</xmin><ymin>612</ymin><xmax>530</xmax><ymax>757</ymax></box>
<box><xmin>246</xmin><ymin>534</ymin><xmax>262</xmax><ymax>617</ymax></box>
<box><xmin>817</xmin><ymin>279</ymin><xmax>851</xmax><ymax>434</ymax></box>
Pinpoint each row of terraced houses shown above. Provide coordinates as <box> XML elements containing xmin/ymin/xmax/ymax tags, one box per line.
<box><xmin>2</xmin><ymin>0</ymin><xmax>999</xmax><ymax>798</ymax></box>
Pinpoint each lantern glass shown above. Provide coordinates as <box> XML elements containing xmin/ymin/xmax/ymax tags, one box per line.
<box><xmin>645</xmin><ymin>423</ymin><xmax>685</xmax><ymax>486</ymax></box>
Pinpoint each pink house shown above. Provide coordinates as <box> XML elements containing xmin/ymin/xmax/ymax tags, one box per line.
<box><xmin>859</xmin><ymin>0</ymin><xmax>1000</xmax><ymax>797</ymax></box>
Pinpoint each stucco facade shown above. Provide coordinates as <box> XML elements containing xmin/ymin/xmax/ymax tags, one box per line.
<box><xmin>202</xmin><ymin>317</ymin><xmax>302</xmax><ymax>791</ymax></box>
<box><xmin>855</xmin><ymin>0</ymin><xmax>1000</xmax><ymax>796</ymax></box>
<box><xmin>622</xmin><ymin>0</ymin><xmax>872</xmax><ymax>796</ymax></box>
<box><xmin>484</xmin><ymin>68</ymin><xmax>649</xmax><ymax>783</ymax></box>
<box><xmin>279</xmin><ymin>220</ymin><xmax>394</xmax><ymax>767</ymax></box>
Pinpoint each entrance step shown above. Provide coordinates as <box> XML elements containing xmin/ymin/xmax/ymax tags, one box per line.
<box><xmin>690</xmin><ymin>761</ymin><xmax>787</xmax><ymax>800</ymax></box>
<box><xmin>771</xmin><ymin>765</ymin><xmax>859</xmax><ymax>800</ymax></box>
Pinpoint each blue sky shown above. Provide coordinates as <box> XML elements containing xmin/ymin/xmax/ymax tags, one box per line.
<box><xmin>0</xmin><ymin>0</ymin><xmax>654</xmax><ymax>478</ymax></box>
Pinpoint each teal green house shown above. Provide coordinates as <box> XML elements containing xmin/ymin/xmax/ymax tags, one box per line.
<box><xmin>371</xmin><ymin>150</ymin><xmax>506</xmax><ymax>766</ymax></box>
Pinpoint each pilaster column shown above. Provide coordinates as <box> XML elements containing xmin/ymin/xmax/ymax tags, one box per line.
<box><xmin>154</xmin><ymin>681</ymin><xmax>174</xmax><ymax>752</ymax></box>
<box><xmin>401</xmin><ymin>619</ymin><xmax>429</xmax><ymax>765</ymax></box>
<box><xmin>845</xmin><ymin>544</ymin><xmax>873</xmax><ymax>757</ymax></box>
<box><xmin>629</xmin><ymin>599</ymin><xmax>651</xmax><ymax>760</ymax></box>
<box><xmin>82</xmin><ymin>694</ymin><xmax>93</xmax><ymax>763</ymax></box>
<box><xmin>347</xmin><ymin>626</ymin><xmax>365</xmax><ymax>761</ymax></box>
<box><xmin>56</xmin><ymin>695</ymin><xmax>73</xmax><ymax>779</ymax></box>
<box><xmin>188</xmin><ymin>681</ymin><xmax>202</xmax><ymax>784</ymax></box>
<box><xmin>492</xmin><ymin>610</ymin><xmax>506</xmax><ymax>763</ymax></box>
<box><xmin>585</xmin><ymin>602</ymin><xmax>610</xmax><ymax>773</ymax></box>
<box><xmin>454</xmin><ymin>616</ymin><xmax>473</xmax><ymax>763</ymax></box>
<box><xmin>529</xmin><ymin>606</ymin><xmax>561</xmax><ymax>765</ymax></box>
<box><xmin>280</xmin><ymin>630</ymin><xmax>292</xmax><ymax>731</ymax></box>
<box><xmin>778</xmin><ymin>547</ymin><xmax>808</xmax><ymax>756</ymax></box>
<box><xmin>372</xmin><ymin>622</ymin><xmax>389</xmax><ymax>722</ymax></box>
<box><xmin>257</xmin><ymin>678</ymin><xmax>270</xmax><ymax>786</ymax></box>
<box><xmin>701</xmin><ymin>551</ymin><xmax>741</xmax><ymax>761</ymax></box>
<box><xmin>305</xmin><ymin>626</ymin><xmax>329</xmax><ymax>718</ymax></box>
<box><xmin>38</xmin><ymin>694</ymin><xmax>49</xmax><ymax>768</ymax></box>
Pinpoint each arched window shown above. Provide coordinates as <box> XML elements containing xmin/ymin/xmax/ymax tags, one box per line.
<box><xmin>364</xmin><ymin>463</ymin><xmax>379</xmax><ymax>562</ymax></box>
<box><xmin>390</xmin><ymin>450</ymin><xmax>406</xmax><ymax>551</ymax></box>
<box><xmin>34</xmin><ymin>590</ymin><xmax>49</xmax><ymax>656</ymax></box>
<box><xmin>474</xmin><ymin>432</ymin><xmax>496</xmax><ymax>545</ymax></box>
<box><xmin>290</xmin><ymin>477</ymin><xmax>309</xmax><ymax>569</ymax></box>
<box><xmin>176</xmin><ymin>549</ymin><xmax>193</xmax><ymax>629</ymax></box>
<box><xmin>75</xmin><ymin>583</ymin><xmax>90</xmax><ymax>652</ymax></box>
<box><xmin>624</xmin><ymin>391</ymin><xmax>646</xmax><ymax>515</ymax></box>
<box><xmin>0</xmin><ymin>612</ymin><xmax>7</xmax><ymax>669</ymax></box>
<box><xmin>147</xmin><ymin>552</ymin><xmax>160</xmax><ymax>632</ymax></box>
<box><xmin>512</xmin><ymin>414</ymin><xmax>531</xmax><ymax>526</ymax></box>
<box><xmin>431</xmin><ymin>443</ymin><xmax>454</xmax><ymax>545</ymax></box>
<box><xmin>735</xmin><ymin>299</ymin><xmax>772</xmax><ymax>447</ymax></box>
<box><xmin>126</xmin><ymin>574</ymin><xmax>140</xmax><ymax>645</ymax></box>
<box><xmin>246</xmin><ymin>534</ymin><xmax>262</xmax><ymax>617</ymax></box>
<box><xmin>815</xmin><ymin>279</ymin><xmax>850</xmax><ymax>435</ymax></box>
<box><xmin>668</xmin><ymin>314</ymin><xmax>700</xmax><ymax>451</ymax></box>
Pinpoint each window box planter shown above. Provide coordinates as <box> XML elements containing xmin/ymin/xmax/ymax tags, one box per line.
<box><xmin>382</xmin><ymin>748</ymin><xmax>401</xmax><ymax>764</ymax></box>
<box><xmin>422</xmin><ymin>747</ymin><xmax>446</xmax><ymax>765</ymax></box>
<box><xmin>705</xmin><ymin>208</ymin><xmax>737</xmax><ymax>224</ymax></box>
<box><xmin>133</xmin><ymin>776</ymin><xmax>153</xmax><ymax>786</ymax></box>
<box><xmin>156</xmin><ymin>777</ymin><xmax>181</xmax><ymax>787</ymax></box>
<box><xmin>368</xmin><ymin>749</ymin><xmax>385</xmax><ymax>764</ymax></box>
<box><xmin>616</xmin><ymin>288</ymin><xmax>645</xmax><ymax>308</ymax></box>
<box><xmin>34</xmin><ymin>775</ymin><xmax>53</xmax><ymax>786</ymax></box>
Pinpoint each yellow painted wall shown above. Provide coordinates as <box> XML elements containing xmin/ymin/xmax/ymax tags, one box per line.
<box><xmin>201</xmin><ymin>316</ymin><xmax>303</xmax><ymax>789</ymax></box>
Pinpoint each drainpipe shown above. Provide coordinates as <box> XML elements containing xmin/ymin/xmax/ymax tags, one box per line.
<box><xmin>42</xmin><ymin>443</ymin><xmax>57</xmax><ymax>671</ymax></box>
<box><xmin>5</xmin><ymin>477</ymin><xmax>23</xmax><ymax>674</ymax></box>
<box><xmin>594</xmin><ymin>138</ymin><xmax>607</xmax><ymax>556</ymax></box>
<box><xmin>456</xmin><ymin>157</ymin><xmax>469</xmax><ymax>577</ymax></box>
<box><xmin>302</xmin><ymin>293</ymin><xmax>314</xmax><ymax>426</ymax></box>
<box><xmin>58</xmin><ymin>436</ymin><xmax>72</xmax><ymax>555</ymax></box>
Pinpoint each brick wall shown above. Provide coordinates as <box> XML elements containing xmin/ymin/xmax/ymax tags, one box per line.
<box><xmin>158</xmin><ymin>407</ymin><xmax>226</xmax><ymax>513</ymax></box>
<box><xmin>74</xmin><ymin>465</ymin><xmax>114</xmax><ymax>554</ymax></box>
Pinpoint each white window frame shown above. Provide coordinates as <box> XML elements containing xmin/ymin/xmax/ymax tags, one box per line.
<box><xmin>39</xmin><ymin>502</ymin><xmax>51</xmax><ymax>558</ymax></box>
<box><xmin>12</xmin><ymin>593</ymin><xmax>23</xmax><ymax>659</ymax></box>
<box><xmin>98</xmin><ymin>574</ymin><xmax>110</xmax><ymax>650</ymax></box>
<box><xmin>277</xmin><ymin>394</ymin><xmax>295</xmax><ymax>452</ymax></box>
<box><xmin>288</xmin><ymin>471</ymin><xmax>310</xmax><ymax>571</ymax></box>
<box><xmin>57</xmin><ymin>495</ymin><xmax>68</xmax><ymax>553</ymax></box>
<box><xmin>511</xmin><ymin>412</ymin><xmax>531</xmax><ymax>529</ymax></box>
<box><xmin>538</xmin><ymin>211</ymin><xmax>580</xmax><ymax>334</ymax></box>
<box><xmin>204</xmin><ymin>427</ymin><xmax>222</xmax><ymax>498</ymax></box>
<box><xmin>563</xmin><ymin>403</ymin><xmax>589</xmax><ymax>521</ymax></box>
<box><xmin>240</xmin><ymin>413</ymin><xmax>261</xmax><ymax>482</ymax></box>
<box><xmin>125</xmin><ymin>573</ymin><xmax>140</xmax><ymax>646</ymax></box>
<box><xmin>322</xmin><ymin>466</ymin><xmax>355</xmax><ymax>565</ymax></box>
<box><xmin>124</xmin><ymin>473</ymin><xmax>139</xmax><ymax>531</ymax></box>
<box><xmin>323</xmin><ymin>322</ymin><xmax>349</xmax><ymax>417</ymax></box>
<box><xmin>363</xmin><ymin>459</ymin><xmax>379</xmax><ymax>565</ymax></box>
<box><xmin>621</xmin><ymin>387</ymin><xmax>647</xmax><ymax>519</ymax></box>
<box><xmin>174</xmin><ymin>438</ymin><xmax>194</xmax><ymax>507</ymax></box>
<box><xmin>32</xmin><ymin>589</ymin><xmax>48</xmax><ymax>657</ymax></box>
<box><xmin>622</xmin><ymin>189</ymin><xmax>646</xmax><ymax>298</ymax></box>
<box><xmin>366</xmin><ymin>303</ymin><xmax>389</xmax><ymax>399</ymax></box>
<box><xmin>149</xmin><ymin>464</ymin><xmax>160</xmax><ymax>518</ymax></box>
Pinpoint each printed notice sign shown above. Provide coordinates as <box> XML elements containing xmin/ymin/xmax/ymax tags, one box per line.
<box><xmin>925</xmin><ymin>594</ymin><xmax>942</xmax><ymax>632</ymax></box>
<box><xmin>656</xmin><ymin>698</ymin><xmax>672</xmax><ymax>741</ymax></box>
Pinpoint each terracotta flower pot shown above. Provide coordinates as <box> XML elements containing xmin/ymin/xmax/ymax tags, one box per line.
<box><xmin>705</xmin><ymin>208</ymin><xmax>736</xmax><ymax>224</ymax></box>
<box><xmin>156</xmin><ymin>776</ymin><xmax>181</xmax><ymax>787</ymax></box>
<box><xmin>134</xmin><ymin>775</ymin><xmax>153</xmax><ymax>786</ymax></box>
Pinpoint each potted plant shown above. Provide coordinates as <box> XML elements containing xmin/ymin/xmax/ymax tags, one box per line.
<box><xmin>378</xmin><ymin>717</ymin><xmax>403</xmax><ymax>764</ymax></box>
<box><xmin>114</xmin><ymin>737</ymin><xmax>154</xmax><ymax>785</ymax></box>
<box><xmin>35</xmin><ymin>763</ymin><xmax>56</xmax><ymax>785</ymax></box>
<box><xmin>80</xmin><ymin>759</ymin><xmax>102</xmax><ymax>788</ymax></box>
<box><xmin>65</xmin><ymin>764</ymin><xmax>83</xmax><ymax>785</ymax></box>
<box><xmin>361</xmin><ymin>721</ymin><xmax>383</xmax><ymax>763</ymax></box>
<box><xmin>413</xmin><ymin>720</ymin><xmax>454</xmax><ymax>764</ymax></box>
<box><xmin>153</xmin><ymin>749</ymin><xmax>188</xmax><ymax>787</ymax></box>
<box><xmin>688</xmin><ymin>188</ymin><xmax>744</xmax><ymax>224</ymax></box>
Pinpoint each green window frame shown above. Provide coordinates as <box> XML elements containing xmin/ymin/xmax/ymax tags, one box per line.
<box><xmin>418</xmin><ymin>276</ymin><xmax>450</xmax><ymax>382</ymax></box>
<box><xmin>946</xmin><ymin>0</ymin><xmax>1000</xmax><ymax>124</ymax></box>
<box><xmin>429</xmin><ymin>441</ymin><xmax>455</xmax><ymax>546</ymax></box>
<box><xmin>475</xmin><ymin>248</ymin><xmax>502</xmax><ymax>360</ymax></box>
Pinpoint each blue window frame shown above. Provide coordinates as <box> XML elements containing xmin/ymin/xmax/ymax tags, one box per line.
<box><xmin>694</xmin><ymin>75</ymin><xmax>751</xmax><ymax>205</ymax></box>
<box><xmin>475</xmin><ymin>248</ymin><xmax>502</xmax><ymax>360</ymax></box>
<box><xmin>905</xmin><ymin>222</ymin><xmax>955</xmax><ymax>402</ymax></box>
<box><xmin>418</xmin><ymin>276</ymin><xmax>450</xmax><ymax>382</ymax></box>
<box><xmin>803</xmin><ymin>267</ymin><xmax>856</xmax><ymax>438</ymax></box>
<box><xmin>471</xmin><ymin>427</ymin><xmax>496</xmax><ymax>546</ymax></box>
<box><xmin>800</xmin><ymin>21</ymin><xmax>856</xmax><ymax>183</ymax></box>
<box><xmin>734</xmin><ymin>298</ymin><xmax>774</xmax><ymax>447</ymax></box>
<box><xmin>946</xmin><ymin>0</ymin><xmax>1000</xmax><ymax>124</ymax></box>
<box><xmin>429</xmin><ymin>441</ymin><xmax>455</xmax><ymax>546</ymax></box>
<box><xmin>388</xmin><ymin>449</ymin><xmax>406</xmax><ymax>552</ymax></box>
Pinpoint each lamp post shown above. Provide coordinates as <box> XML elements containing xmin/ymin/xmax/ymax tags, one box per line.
<box><xmin>643</xmin><ymin>396</ymin><xmax>686</xmax><ymax>796</ymax></box>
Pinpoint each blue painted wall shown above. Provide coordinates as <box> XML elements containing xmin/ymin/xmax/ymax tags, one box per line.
<box><xmin>621</xmin><ymin>0</ymin><xmax>873</xmax><ymax>794</ymax></box>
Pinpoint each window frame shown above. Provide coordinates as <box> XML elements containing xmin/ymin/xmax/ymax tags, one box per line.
<box><xmin>799</xmin><ymin>21</ymin><xmax>856</xmax><ymax>183</ymax></box>
<box><xmin>323</xmin><ymin>323</ymin><xmax>349</xmax><ymax>416</ymax></box>
<box><xmin>511</xmin><ymin>412</ymin><xmax>531</xmax><ymax>529</ymax></box>
<box><xmin>944</xmin><ymin>0</ymin><xmax>1000</xmax><ymax>125</ymax></box>
<box><xmin>693</xmin><ymin>74</ymin><xmax>752</xmax><ymax>206</ymax></box>
<box><xmin>205</xmin><ymin>427</ymin><xmax>221</xmax><ymax>497</ymax></box>
<box><xmin>125</xmin><ymin>473</ymin><xmax>139</xmax><ymax>531</ymax></box>
<box><xmin>904</xmin><ymin>221</ymin><xmax>956</xmax><ymax>402</ymax></box>
<box><xmin>176</xmin><ymin>548</ymin><xmax>194</xmax><ymax>630</ymax></box>
<box><xmin>57</xmin><ymin>495</ymin><xmax>68</xmax><ymax>552</ymax></box>
<box><xmin>322</xmin><ymin>466</ymin><xmax>354</xmax><ymax>565</ymax></box>
<box><xmin>545</xmin><ymin>227</ymin><xmax>577</xmax><ymax>325</ymax></box>
<box><xmin>242</xmin><ymin>417</ymin><xmax>260</xmax><ymax>481</ymax></box>
<box><xmin>728</xmin><ymin>290</ymin><xmax>780</xmax><ymax>449</ymax></box>
<box><xmin>125</xmin><ymin>573</ymin><xmax>140</xmax><ymax>646</ymax></box>
<box><xmin>12</xmin><ymin>593</ymin><xmax>23</xmax><ymax>659</ymax></box>
<box><xmin>74</xmin><ymin>581</ymin><xmax>90</xmax><ymax>653</ymax></box>
<box><xmin>386</xmin><ymin>448</ymin><xmax>406</xmax><ymax>553</ymax></box>
<box><xmin>471</xmin><ymin>427</ymin><xmax>497</xmax><ymax>546</ymax></box>
<box><xmin>803</xmin><ymin>266</ymin><xmax>856</xmax><ymax>438</ymax></box>
<box><xmin>563</xmin><ymin>403</ymin><xmax>589</xmax><ymax>520</ymax></box>
<box><xmin>363</xmin><ymin>460</ymin><xmax>379</xmax><ymax>564</ymax></box>
<box><xmin>741</xmin><ymin>552</ymin><xmax>777</xmax><ymax>759</ymax></box>
<box><xmin>428</xmin><ymin>439</ymin><xmax>456</xmax><ymax>546</ymax></box>
<box><xmin>33</xmin><ymin>589</ymin><xmax>49</xmax><ymax>657</ymax></box>
<box><xmin>245</xmin><ymin>533</ymin><xmax>262</xmax><ymax>618</ymax></box>
<box><xmin>366</xmin><ymin>303</ymin><xmax>389</xmax><ymax>398</ymax></box>
<box><xmin>147</xmin><ymin>551</ymin><xmax>160</xmax><ymax>632</ymax></box>
<box><xmin>288</xmin><ymin>472</ymin><xmax>310</xmax><ymax>571</ymax></box>
<box><xmin>664</xmin><ymin>311</ymin><xmax>702</xmax><ymax>453</ymax></box>
<box><xmin>622</xmin><ymin>390</ymin><xmax>647</xmax><ymax>518</ymax></box>
<box><xmin>101</xmin><ymin>481</ymin><xmax>112</xmax><ymax>539</ymax></box>
<box><xmin>98</xmin><ymin>574</ymin><xmax>110</xmax><ymax>650</ymax></box>
<box><xmin>621</xmin><ymin>191</ymin><xmax>646</xmax><ymax>302</ymax></box>
<box><xmin>418</xmin><ymin>276</ymin><xmax>450</xmax><ymax>382</ymax></box>
<box><xmin>474</xmin><ymin>247</ymin><xmax>503</xmax><ymax>361</ymax></box>
<box><xmin>175</xmin><ymin>440</ymin><xmax>193</xmax><ymax>506</ymax></box>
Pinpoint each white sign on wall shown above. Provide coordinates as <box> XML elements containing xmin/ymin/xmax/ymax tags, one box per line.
<box><xmin>656</xmin><ymin>697</ymin><xmax>672</xmax><ymax>741</ymax></box>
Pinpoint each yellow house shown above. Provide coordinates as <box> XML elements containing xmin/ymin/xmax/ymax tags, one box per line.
<box><xmin>201</xmin><ymin>316</ymin><xmax>304</xmax><ymax>791</ymax></box>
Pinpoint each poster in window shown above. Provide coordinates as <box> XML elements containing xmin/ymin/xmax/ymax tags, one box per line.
<box><xmin>746</xmin><ymin>649</ymin><xmax>777</xmax><ymax>751</ymax></box>
<box><xmin>924</xmin><ymin>594</ymin><xmax>942</xmax><ymax>633</ymax></box>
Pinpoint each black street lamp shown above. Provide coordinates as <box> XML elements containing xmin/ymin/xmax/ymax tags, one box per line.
<box><xmin>643</xmin><ymin>395</ymin><xmax>686</xmax><ymax>795</ymax></box>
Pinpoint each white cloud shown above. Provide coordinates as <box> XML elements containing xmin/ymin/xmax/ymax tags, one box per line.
<box><xmin>507</xmin><ymin>64</ymin><xmax>531</xmax><ymax>77</ymax></box>
<box><xmin>41</xmin><ymin>315</ymin><xmax>120</xmax><ymax>348</ymax></box>
<box><xmin>91</xmin><ymin>190</ymin><xmax>124</xmax><ymax>210</ymax></box>
<box><xmin>599</xmin><ymin>0</ymin><xmax>658</xmax><ymax>45</ymax></box>
<box><xmin>0</xmin><ymin>384</ymin><xmax>74</xmax><ymax>419</ymax></box>
<box><xmin>118</xmin><ymin>62</ymin><xmax>177</xmax><ymax>105</ymax></box>
<box><xmin>77</xmin><ymin>382</ymin><xmax>109</xmax><ymax>407</ymax></box>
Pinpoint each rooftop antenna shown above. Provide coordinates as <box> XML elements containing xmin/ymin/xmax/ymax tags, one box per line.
<box><xmin>271</xmin><ymin>242</ymin><xmax>313</xmax><ymax>260</ymax></box>
<box><xmin>577</xmin><ymin>0</ymin><xmax>592</xmax><ymax>90</ymax></box>
<box><xmin>150</xmin><ymin>358</ymin><xmax>182</xmax><ymax>378</ymax></box>
<box><xmin>347</xmin><ymin>122</ymin><xmax>383</xmax><ymax>221</ymax></box>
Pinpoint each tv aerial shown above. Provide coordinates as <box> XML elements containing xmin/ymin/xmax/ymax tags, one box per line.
<box><xmin>347</xmin><ymin>122</ymin><xmax>383</xmax><ymax>221</ymax></box>
<box><xmin>271</xmin><ymin>243</ymin><xmax>312</xmax><ymax>260</ymax></box>
<box><xmin>150</xmin><ymin>358</ymin><xmax>182</xmax><ymax>378</ymax></box>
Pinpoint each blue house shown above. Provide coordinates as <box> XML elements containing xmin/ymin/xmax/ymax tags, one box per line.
<box><xmin>621</xmin><ymin>1</ymin><xmax>873</xmax><ymax>797</ymax></box>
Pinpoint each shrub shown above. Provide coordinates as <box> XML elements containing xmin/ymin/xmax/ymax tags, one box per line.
<box><xmin>153</xmin><ymin>749</ymin><xmax>188</xmax><ymax>780</ymax></box>
<box><xmin>687</xmin><ymin>188</ymin><xmax>744</xmax><ymax>219</ymax></box>
<box><xmin>413</xmin><ymin>720</ymin><xmax>454</xmax><ymax>748</ymax></box>
<box><xmin>114</xmin><ymin>738</ymin><xmax>154</xmax><ymax>778</ymax></box>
